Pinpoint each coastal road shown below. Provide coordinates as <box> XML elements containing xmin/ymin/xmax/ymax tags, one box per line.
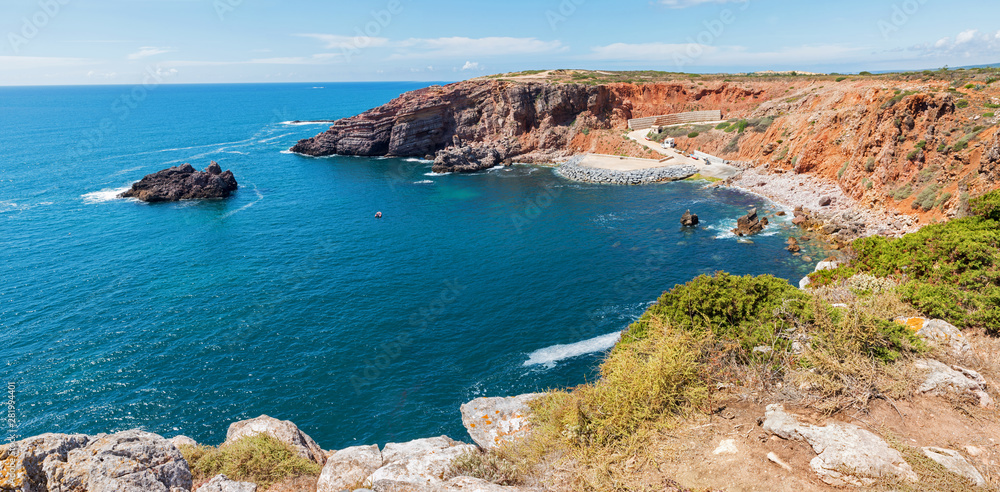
<box><xmin>627</xmin><ymin>127</ymin><xmax>741</xmax><ymax>180</ymax></box>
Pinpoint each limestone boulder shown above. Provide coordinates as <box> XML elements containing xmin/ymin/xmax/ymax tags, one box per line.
<box><xmin>762</xmin><ymin>404</ymin><xmax>917</xmax><ymax>486</ymax></box>
<box><xmin>922</xmin><ymin>447</ymin><xmax>986</xmax><ymax>487</ymax></box>
<box><xmin>371</xmin><ymin>476</ymin><xmax>537</xmax><ymax>491</ymax></box>
<box><xmin>225</xmin><ymin>415</ymin><xmax>326</xmax><ymax>465</ymax></box>
<box><xmin>0</xmin><ymin>433</ymin><xmax>91</xmax><ymax>491</ymax></box>
<box><xmin>895</xmin><ymin>317</ymin><xmax>971</xmax><ymax>356</ymax></box>
<box><xmin>369</xmin><ymin>436</ymin><xmax>476</xmax><ymax>487</ymax></box>
<box><xmin>169</xmin><ymin>435</ymin><xmax>199</xmax><ymax>448</ymax></box>
<box><xmin>316</xmin><ymin>444</ymin><xmax>382</xmax><ymax>492</ymax></box>
<box><xmin>460</xmin><ymin>394</ymin><xmax>541</xmax><ymax>449</ymax></box>
<box><xmin>45</xmin><ymin>430</ymin><xmax>192</xmax><ymax>492</ymax></box>
<box><xmin>914</xmin><ymin>359</ymin><xmax>993</xmax><ymax>407</ymax></box>
<box><xmin>196</xmin><ymin>474</ymin><xmax>258</xmax><ymax>492</ymax></box>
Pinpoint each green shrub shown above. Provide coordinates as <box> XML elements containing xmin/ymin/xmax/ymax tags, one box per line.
<box><xmin>937</xmin><ymin>142</ymin><xmax>947</xmax><ymax>152</ymax></box>
<box><xmin>182</xmin><ymin>434</ymin><xmax>322</xmax><ymax>489</ymax></box>
<box><xmin>716</xmin><ymin>122</ymin><xmax>730</xmax><ymax>130</ymax></box>
<box><xmin>915</xmin><ymin>140</ymin><xmax>927</xmax><ymax>149</ymax></box>
<box><xmin>906</xmin><ymin>150</ymin><xmax>919</xmax><ymax>161</ymax></box>
<box><xmin>836</xmin><ymin>77</ymin><xmax>847</xmax><ymax>82</ymax></box>
<box><xmin>985</xmin><ymin>103</ymin><xmax>1000</xmax><ymax>109</ymax></box>
<box><xmin>891</xmin><ymin>184</ymin><xmax>912</xmax><ymax>201</ymax></box>
<box><xmin>687</xmin><ymin>131</ymin><xmax>700</xmax><ymax>138</ymax></box>
<box><xmin>838</xmin><ymin>161</ymin><xmax>850</xmax><ymax>179</ymax></box>
<box><xmin>623</xmin><ymin>273</ymin><xmax>813</xmax><ymax>353</ymax></box>
<box><xmin>834</xmin><ymin>197</ymin><xmax>1000</xmax><ymax>333</ymax></box>
<box><xmin>911</xmin><ymin>185</ymin><xmax>940</xmax><ymax>211</ymax></box>
<box><xmin>865</xmin><ymin>157</ymin><xmax>876</xmax><ymax>172</ymax></box>
<box><xmin>956</xmin><ymin>99</ymin><xmax>970</xmax><ymax>108</ymax></box>
<box><xmin>985</xmin><ymin>112</ymin><xmax>995</xmax><ymax>118</ymax></box>
<box><xmin>952</xmin><ymin>140</ymin><xmax>968</xmax><ymax>152</ymax></box>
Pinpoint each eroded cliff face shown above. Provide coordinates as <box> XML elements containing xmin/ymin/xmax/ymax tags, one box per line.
<box><xmin>292</xmin><ymin>77</ymin><xmax>1000</xmax><ymax>219</ymax></box>
<box><xmin>290</xmin><ymin>79</ymin><xmax>777</xmax><ymax>172</ymax></box>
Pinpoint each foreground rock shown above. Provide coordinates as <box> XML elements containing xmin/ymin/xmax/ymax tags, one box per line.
<box><xmin>762</xmin><ymin>404</ymin><xmax>918</xmax><ymax>486</ymax></box>
<box><xmin>370</xmin><ymin>476</ymin><xmax>533</xmax><ymax>491</ymax></box>
<box><xmin>196</xmin><ymin>474</ymin><xmax>257</xmax><ymax>492</ymax></box>
<box><xmin>316</xmin><ymin>444</ymin><xmax>382</xmax><ymax>492</ymax></box>
<box><xmin>896</xmin><ymin>317</ymin><xmax>972</xmax><ymax>356</ymax></box>
<box><xmin>460</xmin><ymin>394</ymin><xmax>541</xmax><ymax>449</ymax></box>
<box><xmin>922</xmin><ymin>447</ymin><xmax>987</xmax><ymax>487</ymax></box>
<box><xmin>370</xmin><ymin>436</ymin><xmax>476</xmax><ymax>486</ymax></box>
<box><xmin>120</xmin><ymin>162</ymin><xmax>238</xmax><ymax>202</ymax></box>
<box><xmin>680</xmin><ymin>210</ymin><xmax>699</xmax><ymax>227</ymax></box>
<box><xmin>732</xmin><ymin>208</ymin><xmax>768</xmax><ymax>236</ymax></box>
<box><xmin>225</xmin><ymin>415</ymin><xmax>326</xmax><ymax>465</ymax></box>
<box><xmin>914</xmin><ymin>359</ymin><xmax>993</xmax><ymax>407</ymax></box>
<box><xmin>0</xmin><ymin>431</ymin><xmax>192</xmax><ymax>492</ymax></box>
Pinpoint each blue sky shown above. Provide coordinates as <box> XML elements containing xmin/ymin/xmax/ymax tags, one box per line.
<box><xmin>2</xmin><ymin>0</ymin><xmax>999</xmax><ymax>85</ymax></box>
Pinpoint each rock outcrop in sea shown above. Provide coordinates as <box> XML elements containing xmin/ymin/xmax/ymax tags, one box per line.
<box><xmin>732</xmin><ymin>208</ymin><xmax>768</xmax><ymax>236</ymax></box>
<box><xmin>680</xmin><ymin>210</ymin><xmax>699</xmax><ymax>227</ymax></box>
<box><xmin>120</xmin><ymin>162</ymin><xmax>238</xmax><ymax>202</ymax></box>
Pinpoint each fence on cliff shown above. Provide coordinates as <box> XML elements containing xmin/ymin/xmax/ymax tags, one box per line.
<box><xmin>627</xmin><ymin>110</ymin><xmax>723</xmax><ymax>131</ymax></box>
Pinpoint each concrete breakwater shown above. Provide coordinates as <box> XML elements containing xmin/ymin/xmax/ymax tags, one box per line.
<box><xmin>556</xmin><ymin>155</ymin><xmax>698</xmax><ymax>185</ymax></box>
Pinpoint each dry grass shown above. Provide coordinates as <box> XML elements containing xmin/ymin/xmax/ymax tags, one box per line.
<box><xmin>872</xmin><ymin>433</ymin><xmax>988</xmax><ymax>491</ymax></box>
<box><xmin>179</xmin><ymin>434</ymin><xmax>322</xmax><ymax>490</ymax></box>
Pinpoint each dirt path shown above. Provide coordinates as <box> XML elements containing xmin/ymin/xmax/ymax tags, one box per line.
<box><xmin>626</xmin><ymin>128</ymin><xmax>741</xmax><ymax>179</ymax></box>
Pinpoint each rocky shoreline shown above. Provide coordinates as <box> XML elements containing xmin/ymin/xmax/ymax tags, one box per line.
<box><xmin>3</xmin><ymin>312</ymin><xmax>993</xmax><ymax>492</ymax></box>
<box><xmin>555</xmin><ymin>155</ymin><xmax>697</xmax><ymax>185</ymax></box>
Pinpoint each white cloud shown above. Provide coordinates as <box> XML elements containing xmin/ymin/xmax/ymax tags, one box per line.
<box><xmin>461</xmin><ymin>61</ymin><xmax>480</xmax><ymax>70</ymax></box>
<box><xmin>127</xmin><ymin>47</ymin><xmax>173</xmax><ymax>60</ymax></box>
<box><xmin>910</xmin><ymin>29</ymin><xmax>1000</xmax><ymax>58</ymax></box>
<box><xmin>163</xmin><ymin>53</ymin><xmax>340</xmax><ymax>67</ymax></box>
<box><xmin>956</xmin><ymin>29</ymin><xmax>978</xmax><ymax>44</ymax></box>
<box><xmin>295</xmin><ymin>33</ymin><xmax>389</xmax><ymax>50</ymax></box>
<box><xmin>658</xmin><ymin>0</ymin><xmax>746</xmax><ymax>8</ymax></box>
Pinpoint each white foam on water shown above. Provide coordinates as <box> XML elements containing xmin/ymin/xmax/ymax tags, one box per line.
<box><xmin>413</xmin><ymin>180</ymin><xmax>434</xmax><ymax>184</ymax></box>
<box><xmin>425</xmin><ymin>172</ymin><xmax>451</xmax><ymax>177</ymax></box>
<box><xmin>257</xmin><ymin>133</ymin><xmax>293</xmax><ymax>144</ymax></box>
<box><xmin>523</xmin><ymin>331</ymin><xmax>622</xmax><ymax>369</ymax></box>
<box><xmin>81</xmin><ymin>186</ymin><xmax>133</xmax><ymax>204</ymax></box>
<box><xmin>110</xmin><ymin>166</ymin><xmax>143</xmax><ymax>177</ymax></box>
<box><xmin>221</xmin><ymin>186</ymin><xmax>264</xmax><ymax>219</ymax></box>
<box><xmin>280</xmin><ymin>120</ymin><xmax>333</xmax><ymax>126</ymax></box>
<box><xmin>403</xmin><ymin>158</ymin><xmax>432</xmax><ymax>163</ymax></box>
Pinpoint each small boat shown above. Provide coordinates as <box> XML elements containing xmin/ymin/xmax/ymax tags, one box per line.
<box><xmin>375</xmin><ymin>212</ymin><xmax>383</xmax><ymax>219</ymax></box>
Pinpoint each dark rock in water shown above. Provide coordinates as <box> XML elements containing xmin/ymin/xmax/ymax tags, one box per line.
<box><xmin>432</xmin><ymin>139</ymin><xmax>519</xmax><ymax>173</ymax></box>
<box><xmin>776</xmin><ymin>211</ymin><xmax>787</xmax><ymax>217</ymax></box>
<box><xmin>787</xmin><ymin>237</ymin><xmax>801</xmax><ymax>253</ymax></box>
<box><xmin>120</xmin><ymin>162</ymin><xmax>238</xmax><ymax>202</ymax></box>
<box><xmin>733</xmin><ymin>208</ymin><xmax>768</xmax><ymax>236</ymax></box>
<box><xmin>681</xmin><ymin>210</ymin><xmax>699</xmax><ymax>227</ymax></box>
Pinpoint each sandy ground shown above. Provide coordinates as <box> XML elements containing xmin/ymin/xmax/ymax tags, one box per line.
<box><xmin>627</xmin><ymin>129</ymin><xmax>741</xmax><ymax>179</ymax></box>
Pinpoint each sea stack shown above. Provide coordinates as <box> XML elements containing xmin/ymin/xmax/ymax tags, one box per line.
<box><xmin>733</xmin><ymin>208</ymin><xmax>768</xmax><ymax>236</ymax></box>
<box><xmin>120</xmin><ymin>162</ymin><xmax>238</xmax><ymax>202</ymax></box>
<box><xmin>681</xmin><ymin>210</ymin><xmax>699</xmax><ymax>227</ymax></box>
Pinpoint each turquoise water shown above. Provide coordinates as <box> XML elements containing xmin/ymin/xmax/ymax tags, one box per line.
<box><xmin>0</xmin><ymin>83</ymin><xmax>822</xmax><ymax>449</ymax></box>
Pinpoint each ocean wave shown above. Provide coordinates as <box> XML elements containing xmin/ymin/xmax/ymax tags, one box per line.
<box><xmin>708</xmin><ymin>218</ymin><xmax>782</xmax><ymax>239</ymax></box>
<box><xmin>403</xmin><ymin>158</ymin><xmax>432</xmax><ymax>163</ymax></box>
<box><xmin>221</xmin><ymin>185</ymin><xmax>264</xmax><ymax>219</ymax></box>
<box><xmin>280</xmin><ymin>120</ymin><xmax>334</xmax><ymax>126</ymax></box>
<box><xmin>81</xmin><ymin>187</ymin><xmax>132</xmax><ymax>204</ymax></box>
<box><xmin>413</xmin><ymin>180</ymin><xmax>434</xmax><ymax>184</ymax></box>
<box><xmin>0</xmin><ymin>201</ymin><xmax>28</xmax><ymax>213</ymax></box>
<box><xmin>257</xmin><ymin>133</ymin><xmax>294</xmax><ymax>144</ymax></box>
<box><xmin>425</xmin><ymin>172</ymin><xmax>451</xmax><ymax>177</ymax></box>
<box><xmin>523</xmin><ymin>331</ymin><xmax>622</xmax><ymax>369</ymax></box>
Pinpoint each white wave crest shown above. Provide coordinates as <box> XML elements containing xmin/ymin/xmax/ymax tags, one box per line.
<box><xmin>413</xmin><ymin>180</ymin><xmax>434</xmax><ymax>184</ymax></box>
<box><xmin>82</xmin><ymin>186</ymin><xmax>132</xmax><ymax>204</ymax></box>
<box><xmin>425</xmin><ymin>172</ymin><xmax>451</xmax><ymax>177</ymax></box>
<box><xmin>280</xmin><ymin>121</ymin><xmax>334</xmax><ymax>126</ymax></box>
<box><xmin>523</xmin><ymin>331</ymin><xmax>622</xmax><ymax>369</ymax></box>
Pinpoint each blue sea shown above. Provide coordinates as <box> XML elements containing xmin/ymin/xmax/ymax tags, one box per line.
<box><xmin>0</xmin><ymin>82</ymin><xmax>824</xmax><ymax>449</ymax></box>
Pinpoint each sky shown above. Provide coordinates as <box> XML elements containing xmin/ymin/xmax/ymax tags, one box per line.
<box><xmin>2</xmin><ymin>0</ymin><xmax>1000</xmax><ymax>86</ymax></box>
